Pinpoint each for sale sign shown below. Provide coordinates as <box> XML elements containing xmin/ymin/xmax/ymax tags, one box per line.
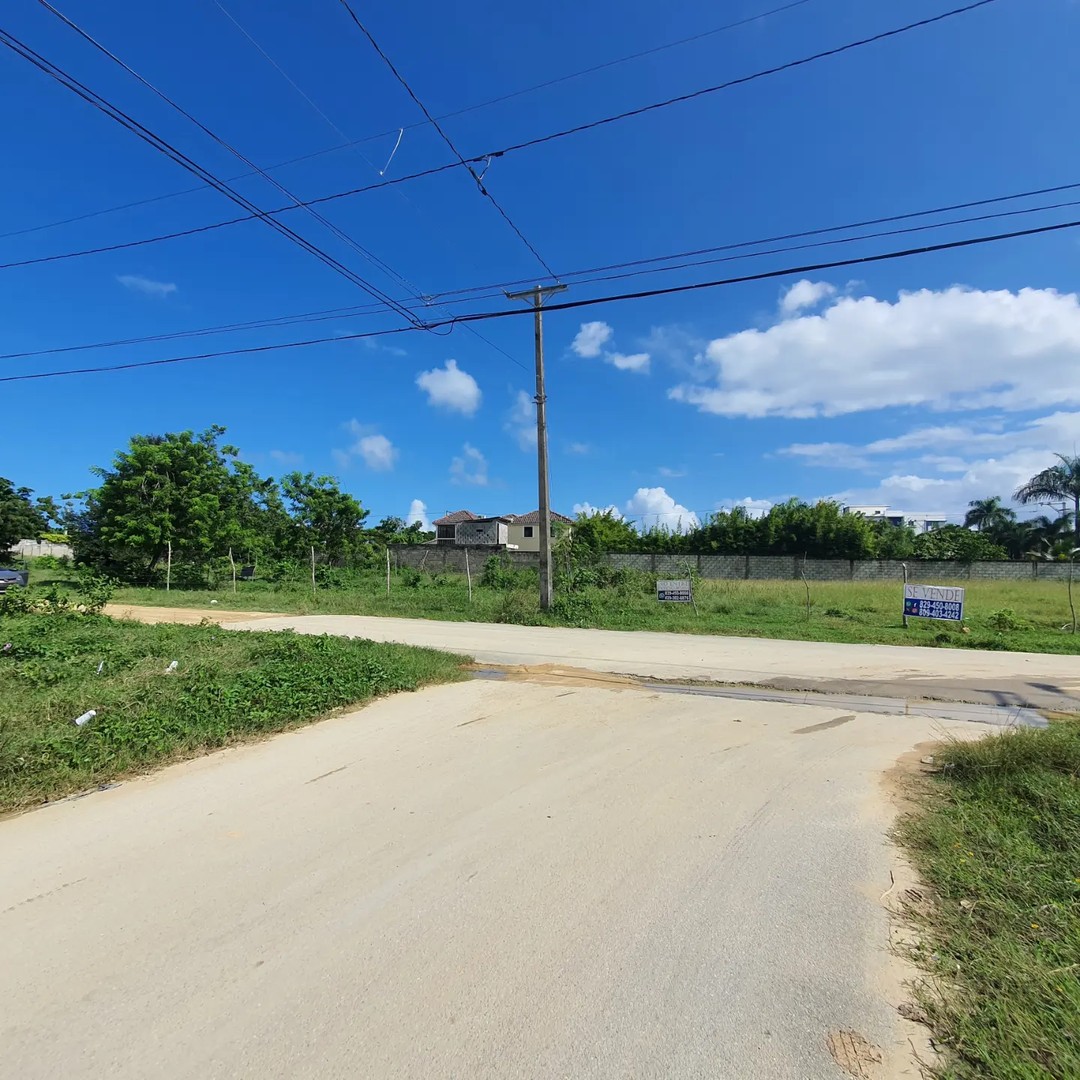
<box><xmin>903</xmin><ymin>583</ymin><xmax>965</xmax><ymax>622</ymax></box>
<box><xmin>657</xmin><ymin>579</ymin><xmax>694</xmax><ymax>604</ymax></box>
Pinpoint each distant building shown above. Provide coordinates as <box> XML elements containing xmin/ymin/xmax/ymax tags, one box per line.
<box><xmin>432</xmin><ymin>509</ymin><xmax>573</xmax><ymax>551</ymax></box>
<box><xmin>844</xmin><ymin>504</ymin><xmax>947</xmax><ymax>534</ymax></box>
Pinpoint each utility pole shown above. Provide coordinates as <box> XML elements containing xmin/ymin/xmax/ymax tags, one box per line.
<box><xmin>506</xmin><ymin>283</ymin><xmax>566</xmax><ymax>610</ymax></box>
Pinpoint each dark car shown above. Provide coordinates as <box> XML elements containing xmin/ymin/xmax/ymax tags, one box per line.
<box><xmin>0</xmin><ymin>569</ymin><xmax>29</xmax><ymax>593</ymax></box>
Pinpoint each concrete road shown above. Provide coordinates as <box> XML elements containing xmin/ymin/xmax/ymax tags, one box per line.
<box><xmin>201</xmin><ymin>611</ymin><xmax>1080</xmax><ymax>710</ymax></box>
<box><xmin>0</xmin><ymin>680</ymin><xmax>963</xmax><ymax>1079</ymax></box>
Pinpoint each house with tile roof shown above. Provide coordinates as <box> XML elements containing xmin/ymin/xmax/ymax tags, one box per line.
<box><xmin>432</xmin><ymin>509</ymin><xmax>573</xmax><ymax>551</ymax></box>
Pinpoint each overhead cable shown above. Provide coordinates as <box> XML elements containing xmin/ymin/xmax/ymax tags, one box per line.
<box><xmin>5</xmin><ymin>210</ymin><xmax>1076</xmax><ymax>384</ymax></box>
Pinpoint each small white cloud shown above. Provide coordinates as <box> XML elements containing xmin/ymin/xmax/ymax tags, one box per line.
<box><xmin>357</xmin><ymin>433</ymin><xmax>398</xmax><ymax>472</ymax></box>
<box><xmin>416</xmin><ymin>359</ymin><xmax>482</xmax><ymax>416</ymax></box>
<box><xmin>268</xmin><ymin>449</ymin><xmax>303</xmax><ymax>466</ymax></box>
<box><xmin>571</xmin><ymin>321</ymin><xmax>650</xmax><ymax>374</ymax></box>
<box><xmin>505</xmin><ymin>390</ymin><xmax>536</xmax><ymax>451</ymax></box>
<box><xmin>407</xmin><ymin>499</ymin><xmax>431</xmax><ymax>531</ymax></box>
<box><xmin>117</xmin><ymin>274</ymin><xmax>177</xmax><ymax>298</ymax></box>
<box><xmin>608</xmin><ymin>352</ymin><xmax>650</xmax><ymax>373</ymax></box>
<box><xmin>658</xmin><ymin>466</ymin><xmax>686</xmax><ymax>479</ymax></box>
<box><xmin>571</xmin><ymin>321</ymin><xmax>614</xmax><ymax>358</ymax></box>
<box><xmin>334</xmin><ymin>419</ymin><xmax>397</xmax><ymax>471</ymax></box>
<box><xmin>450</xmin><ymin>443</ymin><xmax>488</xmax><ymax>486</ymax></box>
<box><xmin>567</xmin><ymin>442</ymin><xmax>591</xmax><ymax>455</ymax></box>
<box><xmin>625</xmin><ymin>487</ymin><xmax>699</xmax><ymax>532</ymax></box>
<box><xmin>779</xmin><ymin>279</ymin><xmax>836</xmax><ymax>315</ymax></box>
<box><xmin>573</xmin><ymin>502</ymin><xmax>623</xmax><ymax>519</ymax></box>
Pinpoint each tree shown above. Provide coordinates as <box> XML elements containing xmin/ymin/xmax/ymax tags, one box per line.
<box><xmin>964</xmin><ymin>496</ymin><xmax>1011</xmax><ymax>533</ymax></box>
<box><xmin>913</xmin><ymin>525</ymin><xmax>1006</xmax><ymax>562</ymax></box>
<box><xmin>280</xmin><ymin>472</ymin><xmax>367</xmax><ymax>562</ymax></box>
<box><xmin>570</xmin><ymin>510</ymin><xmax>641</xmax><ymax>556</ymax></box>
<box><xmin>72</xmin><ymin>427</ymin><xmax>252</xmax><ymax>579</ymax></box>
<box><xmin>0</xmin><ymin>477</ymin><xmax>50</xmax><ymax>556</ymax></box>
<box><xmin>1015</xmin><ymin>454</ymin><xmax>1080</xmax><ymax>545</ymax></box>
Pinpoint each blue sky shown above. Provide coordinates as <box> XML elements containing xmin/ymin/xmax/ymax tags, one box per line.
<box><xmin>3</xmin><ymin>0</ymin><xmax>1080</xmax><ymax>530</ymax></box>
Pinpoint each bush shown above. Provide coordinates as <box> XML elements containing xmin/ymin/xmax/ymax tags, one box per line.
<box><xmin>551</xmin><ymin>590</ymin><xmax>598</xmax><ymax>627</ymax></box>
<box><xmin>493</xmin><ymin>589</ymin><xmax>539</xmax><ymax>625</ymax></box>
<box><xmin>481</xmin><ymin>556</ymin><xmax>536</xmax><ymax>591</ymax></box>
<box><xmin>986</xmin><ymin>607</ymin><xmax>1030</xmax><ymax>632</ymax></box>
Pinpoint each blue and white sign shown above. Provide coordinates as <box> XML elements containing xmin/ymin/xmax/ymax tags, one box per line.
<box><xmin>657</xmin><ymin>579</ymin><xmax>694</xmax><ymax>604</ymax></box>
<box><xmin>904</xmin><ymin>583</ymin><xmax>965</xmax><ymax>622</ymax></box>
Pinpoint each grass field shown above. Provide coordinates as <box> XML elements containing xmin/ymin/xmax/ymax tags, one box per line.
<box><xmin>0</xmin><ymin>611</ymin><xmax>467</xmax><ymax>813</ymax></box>
<box><xmin>896</xmin><ymin>720</ymin><xmax>1080</xmax><ymax>1078</ymax></box>
<box><xmin>79</xmin><ymin>567</ymin><xmax>1080</xmax><ymax>654</ymax></box>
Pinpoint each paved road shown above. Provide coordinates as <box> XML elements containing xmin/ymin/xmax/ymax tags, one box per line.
<box><xmin>198</xmin><ymin>611</ymin><xmax>1080</xmax><ymax>710</ymax></box>
<box><xmin>1</xmin><ymin>679</ymin><xmax>963</xmax><ymax>1079</ymax></box>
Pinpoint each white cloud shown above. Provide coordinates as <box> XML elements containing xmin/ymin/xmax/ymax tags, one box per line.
<box><xmin>356</xmin><ymin>433</ymin><xmax>397</xmax><ymax>471</ymax></box>
<box><xmin>416</xmin><ymin>359</ymin><xmax>481</xmax><ymax>416</ymax></box>
<box><xmin>334</xmin><ymin>420</ymin><xmax>397</xmax><ymax>471</ymax></box>
<box><xmin>573</xmin><ymin>502</ymin><xmax>623</xmax><ymax>519</ymax></box>
<box><xmin>407</xmin><ymin>499</ymin><xmax>431</xmax><ymax>531</ymax></box>
<box><xmin>658</xmin><ymin>466</ymin><xmax>686</xmax><ymax>479</ymax></box>
<box><xmin>505</xmin><ymin>390</ymin><xmax>536</xmax><ymax>451</ymax></box>
<box><xmin>567</xmin><ymin>442</ymin><xmax>591</xmax><ymax>455</ymax></box>
<box><xmin>779</xmin><ymin>279</ymin><xmax>835</xmax><ymax>315</ymax></box>
<box><xmin>571</xmin><ymin>321</ymin><xmax>614</xmax><ymax>358</ymax></box>
<box><xmin>450</xmin><ymin>443</ymin><xmax>488</xmax><ymax>486</ymax></box>
<box><xmin>776</xmin><ymin>411</ymin><xmax>1080</xmax><ymax>518</ymax></box>
<box><xmin>117</xmin><ymin>274</ymin><xmax>177</xmax><ymax>298</ymax></box>
<box><xmin>625</xmin><ymin>487</ymin><xmax>700</xmax><ymax>532</ymax></box>
<box><xmin>670</xmin><ymin>286</ymin><xmax>1080</xmax><ymax>419</ymax></box>
<box><xmin>608</xmin><ymin>352</ymin><xmax>650</xmax><ymax>373</ymax></box>
<box><xmin>570</xmin><ymin>321</ymin><xmax>649</xmax><ymax>374</ymax></box>
<box><xmin>268</xmin><ymin>449</ymin><xmax>303</xmax><ymax>466</ymax></box>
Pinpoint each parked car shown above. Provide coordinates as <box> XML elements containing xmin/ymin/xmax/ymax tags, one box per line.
<box><xmin>0</xmin><ymin>569</ymin><xmax>29</xmax><ymax>593</ymax></box>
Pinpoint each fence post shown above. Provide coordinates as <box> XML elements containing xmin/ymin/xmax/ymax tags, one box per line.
<box><xmin>465</xmin><ymin>547</ymin><xmax>473</xmax><ymax>603</ymax></box>
<box><xmin>166</xmin><ymin>540</ymin><xmax>172</xmax><ymax>592</ymax></box>
<box><xmin>310</xmin><ymin>546</ymin><xmax>316</xmax><ymax>597</ymax></box>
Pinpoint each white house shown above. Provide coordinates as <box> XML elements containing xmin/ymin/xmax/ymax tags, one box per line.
<box><xmin>844</xmin><ymin>505</ymin><xmax>947</xmax><ymax>534</ymax></box>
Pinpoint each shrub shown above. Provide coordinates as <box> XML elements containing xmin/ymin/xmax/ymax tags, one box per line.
<box><xmin>986</xmin><ymin>607</ymin><xmax>1030</xmax><ymax>632</ymax></box>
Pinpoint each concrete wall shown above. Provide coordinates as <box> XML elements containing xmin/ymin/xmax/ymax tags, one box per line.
<box><xmin>392</xmin><ymin>545</ymin><xmax>1076</xmax><ymax>582</ymax></box>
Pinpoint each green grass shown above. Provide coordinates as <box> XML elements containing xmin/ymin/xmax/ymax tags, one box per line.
<box><xmin>77</xmin><ymin>568</ymin><xmax>1080</xmax><ymax>654</ymax></box>
<box><xmin>896</xmin><ymin>720</ymin><xmax>1080</xmax><ymax>1078</ymax></box>
<box><xmin>0</xmin><ymin>611</ymin><xmax>467</xmax><ymax>813</ymax></box>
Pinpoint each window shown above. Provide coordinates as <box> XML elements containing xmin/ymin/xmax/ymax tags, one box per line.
<box><xmin>436</xmin><ymin>524</ymin><xmax>456</xmax><ymax>541</ymax></box>
<box><xmin>523</xmin><ymin>526</ymin><xmax>534</xmax><ymax>538</ymax></box>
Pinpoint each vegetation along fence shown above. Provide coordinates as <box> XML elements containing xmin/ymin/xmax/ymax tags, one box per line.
<box><xmin>390</xmin><ymin>546</ymin><xmax>1080</xmax><ymax>582</ymax></box>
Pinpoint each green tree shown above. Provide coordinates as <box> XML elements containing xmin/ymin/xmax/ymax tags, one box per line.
<box><xmin>964</xmin><ymin>495</ymin><xmax>1012</xmax><ymax>533</ymax></box>
<box><xmin>280</xmin><ymin>472</ymin><xmax>368</xmax><ymax>562</ymax></box>
<box><xmin>869</xmin><ymin>518</ymin><xmax>916</xmax><ymax>559</ymax></box>
<box><xmin>570</xmin><ymin>510</ymin><xmax>641</xmax><ymax>556</ymax></box>
<box><xmin>0</xmin><ymin>477</ymin><xmax>50</xmax><ymax>556</ymax></box>
<box><xmin>913</xmin><ymin>525</ymin><xmax>1007</xmax><ymax>562</ymax></box>
<box><xmin>1015</xmin><ymin>455</ymin><xmax>1080</xmax><ymax>546</ymax></box>
<box><xmin>72</xmin><ymin>427</ymin><xmax>254</xmax><ymax>579</ymax></box>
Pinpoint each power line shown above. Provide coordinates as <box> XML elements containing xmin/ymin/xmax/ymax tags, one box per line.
<box><xmin>490</xmin><ymin>0</ymin><xmax>1001</xmax><ymax>158</ymax></box>
<box><xmin>0</xmin><ymin>0</ymin><xmax>816</xmax><ymax>244</ymax></box>
<box><xmin>0</xmin><ymin>25</ymin><xmax>424</xmax><ymax>327</ymax></box>
<box><xmin>3</xmin><ymin>1</ymin><xmax>996</xmax><ymax>271</ymax></box>
<box><xmin>6</xmin><ymin>185</ymin><xmax>1077</xmax><ymax>363</ymax></box>
<box><xmin>34</xmin><ymin>1</ymin><xmax>426</xmax><ymax>310</ymax></box>
<box><xmin>334</xmin><ymin>0</ymin><xmax>557</xmax><ymax>279</ymax></box>
<box><xmin>6</xmin><ymin>211</ymin><xmax>1078</xmax><ymax>384</ymax></box>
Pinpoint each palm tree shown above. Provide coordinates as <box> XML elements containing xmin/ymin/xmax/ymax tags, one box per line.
<box><xmin>1015</xmin><ymin>454</ymin><xmax>1080</xmax><ymax>546</ymax></box>
<box><xmin>964</xmin><ymin>496</ymin><xmax>1006</xmax><ymax>532</ymax></box>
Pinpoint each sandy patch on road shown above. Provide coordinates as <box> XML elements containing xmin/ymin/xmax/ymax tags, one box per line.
<box><xmin>105</xmin><ymin>604</ymin><xmax>282</xmax><ymax>626</ymax></box>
